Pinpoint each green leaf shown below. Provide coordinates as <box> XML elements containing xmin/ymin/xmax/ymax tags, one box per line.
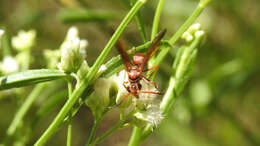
<box><xmin>0</xmin><ymin>69</ymin><xmax>70</xmax><ymax>90</ymax></box>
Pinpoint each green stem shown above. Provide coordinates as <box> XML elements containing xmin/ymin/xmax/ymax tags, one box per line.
<box><xmin>34</xmin><ymin>1</ymin><xmax>146</xmax><ymax>145</ymax></box>
<box><xmin>86</xmin><ymin>118</ymin><xmax>101</xmax><ymax>146</ymax></box>
<box><xmin>148</xmin><ymin>0</ymin><xmax>165</xmax><ymax>68</ymax></box>
<box><xmin>1</xmin><ymin>31</ymin><xmax>11</xmax><ymax>57</ymax></box>
<box><xmin>91</xmin><ymin>120</ymin><xmax>125</xmax><ymax>146</ymax></box>
<box><xmin>6</xmin><ymin>83</ymin><xmax>47</xmax><ymax>140</ymax></box>
<box><xmin>22</xmin><ymin>50</ymin><xmax>31</xmax><ymax>71</ymax></box>
<box><xmin>67</xmin><ymin>81</ymin><xmax>73</xmax><ymax>146</ymax></box>
<box><xmin>151</xmin><ymin>0</ymin><xmax>165</xmax><ymax>40</ymax></box>
<box><xmin>131</xmin><ymin>0</ymin><xmax>147</xmax><ymax>42</ymax></box>
<box><xmin>168</xmin><ymin>0</ymin><xmax>208</xmax><ymax>45</ymax></box>
<box><xmin>128</xmin><ymin>127</ymin><xmax>142</xmax><ymax>146</ymax></box>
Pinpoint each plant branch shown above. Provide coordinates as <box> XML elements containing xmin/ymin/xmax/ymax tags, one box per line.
<box><xmin>151</xmin><ymin>0</ymin><xmax>165</xmax><ymax>40</ymax></box>
<box><xmin>86</xmin><ymin>118</ymin><xmax>101</xmax><ymax>146</ymax></box>
<box><xmin>128</xmin><ymin>127</ymin><xmax>142</xmax><ymax>146</ymax></box>
<box><xmin>67</xmin><ymin>80</ymin><xmax>73</xmax><ymax>146</ymax></box>
<box><xmin>91</xmin><ymin>119</ymin><xmax>125</xmax><ymax>146</ymax></box>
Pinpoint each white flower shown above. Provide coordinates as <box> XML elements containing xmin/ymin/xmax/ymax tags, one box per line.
<box><xmin>134</xmin><ymin>103</ymin><xmax>164</xmax><ymax>127</ymax></box>
<box><xmin>0</xmin><ymin>29</ymin><xmax>4</xmax><ymax>37</ymax></box>
<box><xmin>58</xmin><ymin>27</ymin><xmax>87</xmax><ymax>73</ymax></box>
<box><xmin>110</xmin><ymin>70</ymin><xmax>130</xmax><ymax>106</ymax></box>
<box><xmin>66</xmin><ymin>26</ymin><xmax>79</xmax><ymax>41</ymax></box>
<box><xmin>12</xmin><ymin>30</ymin><xmax>36</xmax><ymax>51</ymax></box>
<box><xmin>0</xmin><ymin>56</ymin><xmax>19</xmax><ymax>74</ymax></box>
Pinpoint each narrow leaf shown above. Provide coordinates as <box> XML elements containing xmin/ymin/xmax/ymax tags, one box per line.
<box><xmin>0</xmin><ymin>69</ymin><xmax>69</xmax><ymax>90</ymax></box>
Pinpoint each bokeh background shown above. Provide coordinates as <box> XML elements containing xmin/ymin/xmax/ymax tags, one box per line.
<box><xmin>0</xmin><ymin>0</ymin><xmax>260</xmax><ymax>146</ymax></box>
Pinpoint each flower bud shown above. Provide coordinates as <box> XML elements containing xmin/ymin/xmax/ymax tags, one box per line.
<box><xmin>110</xmin><ymin>70</ymin><xmax>133</xmax><ymax>108</ymax></box>
<box><xmin>182</xmin><ymin>23</ymin><xmax>204</xmax><ymax>43</ymax></box>
<box><xmin>12</xmin><ymin>30</ymin><xmax>36</xmax><ymax>51</ymax></box>
<box><xmin>66</xmin><ymin>26</ymin><xmax>78</xmax><ymax>41</ymax></box>
<box><xmin>77</xmin><ymin>60</ymin><xmax>90</xmax><ymax>81</ymax></box>
<box><xmin>58</xmin><ymin>27</ymin><xmax>87</xmax><ymax>73</ymax></box>
<box><xmin>0</xmin><ymin>56</ymin><xmax>19</xmax><ymax>74</ymax></box>
<box><xmin>85</xmin><ymin>78</ymin><xmax>111</xmax><ymax>118</ymax></box>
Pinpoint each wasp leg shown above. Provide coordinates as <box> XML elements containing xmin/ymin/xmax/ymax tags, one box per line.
<box><xmin>143</xmin><ymin>65</ymin><xmax>158</xmax><ymax>78</ymax></box>
<box><xmin>108</xmin><ymin>92</ymin><xmax>132</xmax><ymax>109</ymax></box>
<box><xmin>141</xmin><ymin>76</ymin><xmax>159</xmax><ymax>90</ymax></box>
<box><xmin>123</xmin><ymin>81</ymin><xmax>129</xmax><ymax>91</ymax></box>
<box><xmin>140</xmin><ymin>90</ymin><xmax>162</xmax><ymax>95</ymax></box>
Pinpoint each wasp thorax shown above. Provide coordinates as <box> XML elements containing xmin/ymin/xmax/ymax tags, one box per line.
<box><xmin>133</xmin><ymin>53</ymin><xmax>145</xmax><ymax>65</ymax></box>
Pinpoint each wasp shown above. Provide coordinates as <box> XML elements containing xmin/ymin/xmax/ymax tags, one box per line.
<box><xmin>115</xmin><ymin>29</ymin><xmax>166</xmax><ymax>104</ymax></box>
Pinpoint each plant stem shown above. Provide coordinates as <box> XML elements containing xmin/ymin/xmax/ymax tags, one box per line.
<box><xmin>128</xmin><ymin>127</ymin><xmax>142</xmax><ymax>146</ymax></box>
<box><xmin>86</xmin><ymin>118</ymin><xmax>101</xmax><ymax>146</ymax></box>
<box><xmin>1</xmin><ymin>31</ymin><xmax>11</xmax><ymax>57</ymax></box>
<box><xmin>67</xmin><ymin>81</ymin><xmax>73</xmax><ymax>146</ymax></box>
<box><xmin>34</xmin><ymin>1</ymin><xmax>146</xmax><ymax>145</ymax></box>
<box><xmin>91</xmin><ymin>120</ymin><xmax>125</xmax><ymax>146</ymax></box>
<box><xmin>131</xmin><ymin>0</ymin><xmax>147</xmax><ymax>42</ymax></box>
<box><xmin>5</xmin><ymin>83</ymin><xmax>47</xmax><ymax>140</ymax></box>
<box><xmin>151</xmin><ymin>0</ymin><xmax>165</xmax><ymax>40</ymax></box>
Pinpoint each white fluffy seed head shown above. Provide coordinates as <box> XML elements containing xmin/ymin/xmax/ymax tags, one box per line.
<box><xmin>134</xmin><ymin>103</ymin><xmax>164</xmax><ymax>127</ymax></box>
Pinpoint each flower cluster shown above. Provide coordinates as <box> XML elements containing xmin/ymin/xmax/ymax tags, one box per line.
<box><xmin>12</xmin><ymin>30</ymin><xmax>36</xmax><ymax>51</ymax></box>
<box><xmin>58</xmin><ymin>26</ymin><xmax>88</xmax><ymax>73</ymax></box>
<box><xmin>0</xmin><ymin>29</ymin><xmax>36</xmax><ymax>74</ymax></box>
<box><xmin>181</xmin><ymin>23</ymin><xmax>204</xmax><ymax>42</ymax></box>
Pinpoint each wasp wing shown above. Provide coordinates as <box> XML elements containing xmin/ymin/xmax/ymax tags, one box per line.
<box><xmin>141</xmin><ymin>29</ymin><xmax>166</xmax><ymax>70</ymax></box>
<box><xmin>115</xmin><ymin>39</ymin><xmax>131</xmax><ymax>72</ymax></box>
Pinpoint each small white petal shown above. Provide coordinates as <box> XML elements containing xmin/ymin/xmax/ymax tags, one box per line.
<box><xmin>190</xmin><ymin>23</ymin><xmax>201</xmax><ymax>32</ymax></box>
<box><xmin>0</xmin><ymin>29</ymin><xmax>4</xmax><ymax>37</ymax></box>
<box><xmin>195</xmin><ymin>30</ymin><xmax>205</xmax><ymax>38</ymax></box>
<box><xmin>80</xmin><ymin>40</ymin><xmax>88</xmax><ymax>50</ymax></box>
<box><xmin>67</xmin><ymin>26</ymin><xmax>79</xmax><ymax>41</ymax></box>
<box><xmin>1</xmin><ymin>56</ymin><xmax>19</xmax><ymax>74</ymax></box>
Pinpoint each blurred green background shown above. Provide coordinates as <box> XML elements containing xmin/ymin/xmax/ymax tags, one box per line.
<box><xmin>0</xmin><ymin>0</ymin><xmax>260</xmax><ymax>146</ymax></box>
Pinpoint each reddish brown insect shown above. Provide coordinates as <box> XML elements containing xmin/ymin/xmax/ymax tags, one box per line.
<box><xmin>115</xmin><ymin>29</ymin><xmax>166</xmax><ymax>104</ymax></box>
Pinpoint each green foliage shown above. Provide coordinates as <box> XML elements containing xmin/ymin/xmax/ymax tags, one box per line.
<box><xmin>1</xmin><ymin>0</ymin><xmax>259</xmax><ymax>146</ymax></box>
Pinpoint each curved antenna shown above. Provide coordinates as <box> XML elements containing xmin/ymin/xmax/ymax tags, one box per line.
<box><xmin>141</xmin><ymin>29</ymin><xmax>167</xmax><ymax>70</ymax></box>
